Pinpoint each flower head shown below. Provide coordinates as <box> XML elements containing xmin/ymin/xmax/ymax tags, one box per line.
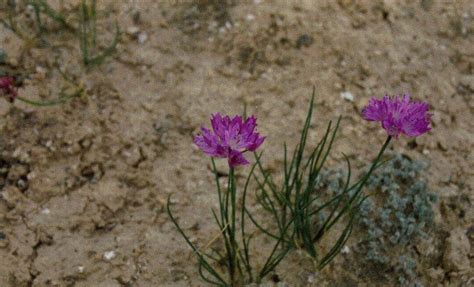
<box><xmin>362</xmin><ymin>94</ymin><xmax>431</xmax><ymax>137</ymax></box>
<box><xmin>194</xmin><ymin>113</ymin><xmax>265</xmax><ymax>167</ymax></box>
<box><xmin>0</xmin><ymin>76</ymin><xmax>18</xmax><ymax>102</ymax></box>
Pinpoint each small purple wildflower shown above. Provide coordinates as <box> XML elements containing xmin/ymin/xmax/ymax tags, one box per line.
<box><xmin>362</xmin><ymin>94</ymin><xmax>431</xmax><ymax>138</ymax></box>
<box><xmin>0</xmin><ymin>76</ymin><xmax>18</xmax><ymax>102</ymax></box>
<box><xmin>194</xmin><ymin>113</ymin><xmax>265</xmax><ymax>167</ymax></box>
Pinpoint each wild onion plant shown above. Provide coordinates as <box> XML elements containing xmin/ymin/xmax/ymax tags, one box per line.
<box><xmin>167</xmin><ymin>114</ymin><xmax>292</xmax><ymax>286</ymax></box>
<box><xmin>250</xmin><ymin>90</ymin><xmax>431</xmax><ymax>269</ymax></box>
<box><xmin>167</xmin><ymin>90</ymin><xmax>431</xmax><ymax>285</ymax></box>
<box><xmin>4</xmin><ymin>0</ymin><xmax>119</xmax><ymax>67</ymax></box>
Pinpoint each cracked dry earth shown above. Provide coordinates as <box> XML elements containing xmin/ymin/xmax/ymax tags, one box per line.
<box><xmin>0</xmin><ymin>0</ymin><xmax>473</xmax><ymax>286</ymax></box>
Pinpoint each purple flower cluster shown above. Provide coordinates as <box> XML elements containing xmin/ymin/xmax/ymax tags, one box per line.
<box><xmin>0</xmin><ymin>76</ymin><xmax>17</xmax><ymax>102</ymax></box>
<box><xmin>194</xmin><ymin>113</ymin><xmax>265</xmax><ymax>167</ymax></box>
<box><xmin>362</xmin><ymin>94</ymin><xmax>431</xmax><ymax>138</ymax></box>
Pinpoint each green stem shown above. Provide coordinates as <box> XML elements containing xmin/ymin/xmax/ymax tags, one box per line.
<box><xmin>365</xmin><ymin>136</ymin><xmax>391</xmax><ymax>180</ymax></box>
<box><xmin>324</xmin><ymin>136</ymin><xmax>392</xmax><ymax>233</ymax></box>
<box><xmin>241</xmin><ymin>155</ymin><xmax>262</xmax><ymax>282</ymax></box>
<box><xmin>229</xmin><ymin>167</ymin><xmax>238</xmax><ymax>285</ymax></box>
<box><xmin>167</xmin><ymin>196</ymin><xmax>227</xmax><ymax>285</ymax></box>
<box><xmin>221</xmin><ymin>167</ymin><xmax>237</xmax><ymax>285</ymax></box>
<box><xmin>16</xmin><ymin>88</ymin><xmax>82</xmax><ymax>107</ymax></box>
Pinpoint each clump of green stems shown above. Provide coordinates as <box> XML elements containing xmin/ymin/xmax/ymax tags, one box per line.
<box><xmin>79</xmin><ymin>0</ymin><xmax>119</xmax><ymax>66</ymax></box>
<box><xmin>3</xmin><ymin>0</ymin><xmax>119</xmax><ymax>67</ymax></box>
<box><xmin>250</xmin><ymin>89</ymin><xmax>392</xmax><ymax>269</ymax></box>
<box><xmin>26</xmin><ymin>0</ymin><xmax>75</xmax><ymax>33</ymax></box>
<box><xmin>167</xmin><ymin>156</ymin><xmax>291</xmax><ymax>286</ymax></box>
<box><xmin>3</xmin><ymin>0</ymin><xmax>74</xmax><ymax>39</ymax></box>
<box><xmin>0</xmin><ymin>0</ymin><xmax>118</xmax><ymax>106</ymax></box>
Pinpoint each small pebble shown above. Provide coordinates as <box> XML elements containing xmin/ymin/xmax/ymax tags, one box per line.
<box><xmin>36</xmin><ymin>66</ymin><xmax>46</xmax><ymax>74</ymax></box>
<box><xmin>126</xmin><ymin>26</ymin><xmax>140</xmax><ymax>35</ymax></box>
<box><xmin>138</xmin><ymin>32</ymin><xmax>148</xmax><ymax>44</ymax></box>
<box><xmin>16</xmin><ymin>179</ymin><xmax>28</xmax><ymax>190</ymax></box>
<box><xmin>341</xmin><ymin>245</ymin><xmax>350</xmax><ymax>254</ymax></box>
<box><xmin>103</xmin><ymin>250</ymin><xmax>116</xmax><ymax>261</ymax></box>
<box><xmin>340</xmin><ymin>91</ymin><xmax>354</xmax><ymax>102</ymax></box>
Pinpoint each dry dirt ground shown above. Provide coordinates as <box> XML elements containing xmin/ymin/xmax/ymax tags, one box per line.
<box><xmin>0</xmin><ymin>0</ymin><xmax>473</xmax><ymax>286</ymax></box>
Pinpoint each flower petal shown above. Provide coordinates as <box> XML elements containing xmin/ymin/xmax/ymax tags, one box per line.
<box><xmin>362</xmin><ymin>97</ymin><xmax>388</xmax><ymax>121</ymax></box>
<box><xmin>194</xmin><ymin>127</ymin><xmax>226</xmax><ymax>157</ymax></box>
<box><xmin>228</xmin><ymin>150</ymin><xmax>249</xmax><ymax>167</ymax></box>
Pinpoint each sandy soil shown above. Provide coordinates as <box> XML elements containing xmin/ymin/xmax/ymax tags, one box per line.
<box><xmin>0</xmin><ymin>0</ymin><xmax>473</xmax><ymax>286</ymax></box>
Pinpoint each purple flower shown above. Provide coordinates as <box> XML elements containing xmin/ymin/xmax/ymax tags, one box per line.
<box><xmin>362</xmin><ymin>94</ymin><xmax>431</xmax><ymax>138</ymax></box>
<box><xmin>0</xmin><ymin>76</ymin><xmax>18</xmax><ymax>102</ymax></box>
<box><xmin>194</xmin><ymin>113</ymin><xmax>266</xmax><ymax>167</ymax></box>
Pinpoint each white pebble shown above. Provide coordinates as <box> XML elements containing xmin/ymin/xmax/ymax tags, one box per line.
<box><xmin>341</xmin><ymin>245</ymin><xmax>350</xmax><ymax>254</ymax></box>
<box><xmin>126</xmin><ymin>26</ymin><xmax>140</xmax><ymax>35</ymax></box>
<box><xmin>35</xmin><ymin>66</ymin><xmax>46</xmax><ymax>74</ymax></box>
<box><xmin>138</xmin><ymin>32</ymin><xmax>148</xmax><ymax>44</ymax></box>
<box><xmin>340</xmin><ymin>91</ymin><xmax>354</xmax><ymax>102</ymax></box>
<box><xmin>103</xmin><ymin>250</ymin><xmax>116</xmax><ymax>261</ymax></box>
<box><xmin>41</xmin><ymin>208</ymin><xmax>50</xmax><ymax>215</ymax></box>
<box><xmin>27</xmin><ymin>172</ymin><xmax>36</xmax><ymax>180</ymax></box>
<box><xmin>246</xmin><ymin>14</ymin><xmax>255</xmax><ymax>21</ymax></box>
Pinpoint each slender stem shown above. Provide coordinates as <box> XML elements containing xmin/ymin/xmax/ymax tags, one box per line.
<box><xmin>351</xmin><ymin>135</ymin><xmax>392</xmax><ymax>203</ymax></box>
<box><xmin>16</xmin><ymin>88</ymin><xmax>83</xmax><ymax>107</ymax></box>
<box><xmin>91</xmin><ymin>0</ymin><xmax>97</xmax><ymax>50</ymax></box>
<box><xmin>325</xmin><ymin>136</ymin><xmax>392</xmax><ymax>232</ymax></box>
<box><xmin>241</xmin><ymin>155</ymin><xmax>262</xmax><ymax>282</ymax></box>
<box><xmin>362</xmin><ymin>136</ymin><xmax>392</xmax><ymax>185</ymax></box>
<box><xmin>211</xmin><ymin>159</ymin><xmax>225</xmax><ymax>225</ymax></box>
<box><xmin>221</xmin><ymin>167</ymin><xmax>237</xmax><ymax>286</ymax></box>
<box><xmin>167</xmin><ymin>196</ymin><xmax>227</xmax><ymax>285</ymax></box>
<box><xmin>230</xmin><ymin>167</ymin><xmax>237</xmax><ymax>285</ymax></box>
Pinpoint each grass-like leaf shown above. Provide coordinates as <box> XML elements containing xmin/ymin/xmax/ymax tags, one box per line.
<box><xmin>252</xmin><ymin>88</ymin><xmax>392</xmax><ymax>270</ymax></box>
